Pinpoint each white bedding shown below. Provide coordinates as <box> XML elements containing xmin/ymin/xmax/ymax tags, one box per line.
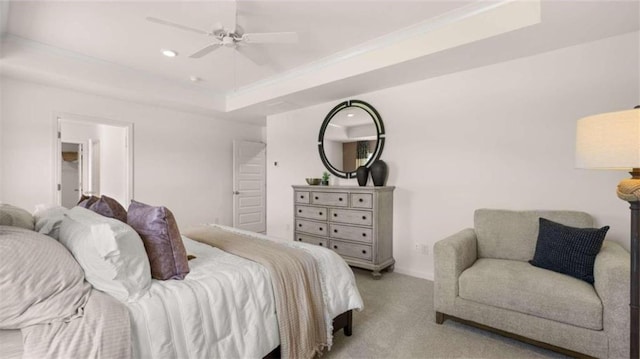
<box><xmin>126</xmin><ymin>225</ymin><xmax>363</xmax><ymax>359</ymax></box>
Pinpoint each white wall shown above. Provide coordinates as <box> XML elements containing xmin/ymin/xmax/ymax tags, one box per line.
<box><xmin>266</xmin><ymin>31</ymin><xmax>640</xmax><ymax>280</ymax></box>
<box><xmin>0</xmin><ymin>77</ymin><xmax>263</xmax><ymax>228</ymax></box>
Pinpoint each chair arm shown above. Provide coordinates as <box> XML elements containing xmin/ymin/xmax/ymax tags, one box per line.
<box><xmin>594</xmin><ymin>240</ymin><xmax>630</xmax><ymax>358</ymax></box>
<box><xmin>434</xmin><ymin>228</ymin><xmax>478</xmax><ymax>313</ymax></box>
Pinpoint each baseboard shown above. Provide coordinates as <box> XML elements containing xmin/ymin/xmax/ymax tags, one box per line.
<box><xmin>394</xmin><ymin>266</ymin><xmax>433</xmax><ymax>281</ymax></box>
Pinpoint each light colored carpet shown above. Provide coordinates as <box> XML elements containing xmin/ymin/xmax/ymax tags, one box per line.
<box><xmin>326</xmin><ymin>268</ymin><xmax>569</xmax><ymax>359</ymax></box>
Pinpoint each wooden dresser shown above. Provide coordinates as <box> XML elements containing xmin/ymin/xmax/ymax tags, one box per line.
<box><xmin>292</xmin><ymin>185</ymin><xmax>395</xmax><ymax>278</ymax></box>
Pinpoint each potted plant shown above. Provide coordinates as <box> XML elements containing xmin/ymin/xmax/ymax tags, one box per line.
<box><xmin>321</xmin><ymin>171</ymin><xmax>330</xmax><ymax>186</ymax></box>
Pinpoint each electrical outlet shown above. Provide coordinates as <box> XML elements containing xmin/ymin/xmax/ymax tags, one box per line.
<box><xmin>421</xmin><ymin>244</ymin><xmax>430</xmax><ymax>256</ymax></box>
<box><xmin>286</xmin><ymin>224</ymin><xmax>291</xmax><ymax>231</ymax></box>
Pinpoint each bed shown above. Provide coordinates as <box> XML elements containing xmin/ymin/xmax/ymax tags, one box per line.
<box><xmin>0</xmin><ymin>203</ymin><xmax>363</xmax><ymax>359</ymax></box>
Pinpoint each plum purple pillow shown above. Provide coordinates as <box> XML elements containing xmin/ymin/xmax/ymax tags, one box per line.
<box><xmin>89</xmin><ymin>196</ymin><xmax>127</xmax><ymax>223</ymax></box>
<box><xmin>127</xmin><ymin>200</ymin><xmax>189</xmax><ymax>280</ymax></box>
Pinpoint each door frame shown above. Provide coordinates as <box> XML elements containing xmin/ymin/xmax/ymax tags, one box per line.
<box><xmin>53</xmin><ymin>113</ymin><xmax>134</xmax><ymax>206</ymax></box>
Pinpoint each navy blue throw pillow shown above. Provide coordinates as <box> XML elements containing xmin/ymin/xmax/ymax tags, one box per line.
<box><xmin>529</xmin><ymin>218</ymin><xmax>609</xmax><ymax>284</ymax></box>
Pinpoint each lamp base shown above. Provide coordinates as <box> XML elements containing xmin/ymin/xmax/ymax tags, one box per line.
<box><xmin>618</xmin><ymin>170</ymin><xmax>640</xmax><ymax>359</ymax></box>
<box><xmin>629</xmin><ymin>201</ymin><xmax>639</xmax><ymax>359</ymax></box>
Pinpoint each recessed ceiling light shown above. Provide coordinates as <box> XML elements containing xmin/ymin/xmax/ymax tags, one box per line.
<box><xmin>189</xmin><ymin>76</ymin><xmax>201</xmax><ymax>82</ymax></box>
<box><xmin>347</xmin><ymin>113</ymin><xmax>355</xmax><ymax>117</ymax></box>
<box><xmin>162</xmin><ymin>49</ymin><xmax>178</xmax><ymax>57</ymax></box>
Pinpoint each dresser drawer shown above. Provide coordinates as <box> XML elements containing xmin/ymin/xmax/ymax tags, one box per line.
<box><xmin>295</xmin><ymin>205</ymin><xmax>328</xmax><ymax>221</ymax></box>
<box><xmin>329</xmin><ymin>209</ymin><xmax>372</xmax><ymax>226</ymax></box>
<box><xmin>330</xmin><ymin>240</ymin><xmax>372</xmax><ymax>261</ymax></box>
<box><xmin>295</xmin><ymin>191</ymin><xmax>310</xmax><ymax>204</ymax></box>
<box><xmin>294</xmin><ymin>233</ymin><xmax>328</xmax><ymax>248</ymax></box>
<box><xmin>295</xmin><ymin>219</ymin><xmax>327</xmax><ymax>237</ymax></box>
<box><xmin>351</xmin><ymin>193</ymin><xmax>373</xmax><ymax>209</ymax></box>
<box><xmin>329</xmin><ymin>223</ymin><xmax>373</xmax><ymax>243</ymax></box>
<box><xmin>311</xmin><ymin>192</ymin><xmax>348</xmax><ymax>207</ymax></box>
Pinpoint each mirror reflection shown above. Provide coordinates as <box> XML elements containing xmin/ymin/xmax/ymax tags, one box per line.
<box><xmin>322</xmin><ymin>106</ymin><xmax>379</xmax><ymax>173</ymax></box>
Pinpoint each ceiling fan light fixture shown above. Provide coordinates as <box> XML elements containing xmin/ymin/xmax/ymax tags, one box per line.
<box><xmin>161</xmin><ymin>49</ymin><xmax>178</xmax><ymax>57</ymax></box>
<box><xmin>347</xmin><ymin>113</ymin><xmax>355</xmax><ymax>117</ymax></box>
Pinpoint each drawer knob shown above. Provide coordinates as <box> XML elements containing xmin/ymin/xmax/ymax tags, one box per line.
<box><xmin>339</xmin><ymin>198</ymin><xmax>343</xmax><ymax>201</ymax></box>
<box><xmin>333</xmin><ymin>213</ymin><xmax>338</xmax><ymax>217</ymax></box>
<box><xmin>315</xmin><ymin>196</ymin><xmax>319</xmax><ymax>200</ymax></box>
<box><xmin>319</xmin><ymin>243</ymin><xmax>323</xmax><ymax>246</ymax></box>
<box><xmin>359</xmin><ymin>198</ymin><xmax>363</xmax><ymax>202</ymax></box>
<box><xmin>319</xmin><ymin>212</ymin><xmax>323</xmax><ymax>215</ymax></box>
<box><xmin>298</xmin><ymin>238</ymin><xmax>302</xmax><ymax>241</ymax></box>
<box><xmin>298</xmin><ymin>209</ymin><xmax>302</xmax><ymax>213</ymax></box>
<box><xmin>334</xmin><ymin>229</ymin><xmax>338</xmax><ymax>233</ymax></box>
<box><xmin>362</xmin><ymin>216</ymin><xmax>366</xmax><ymax>220</ymax></box>
<box><xmin>333</xmin><ymin>245</ymin><xmax>338</xmax><ymax>249</ymax></box>
<box><xmin>300</xmin><ymin>195</ymin><xmax>304</xmax><ymax>199</ymax></box>
<box><xmin>319</xmin><ymin>227</ymin><xmax>323</xmax><ymax>231</ymax></box>
<box><xmin>362</xmin><ymin>233</ymin><xmax>366</xmax><ymax>237</ymax></box>
<box><xmin>298</xmin><ymin>224</ymin><xmax>302</xmax><ymax>227</ymax></box>
<box><xmin>362</xmin><ymin>250</ymin><xmax>367</xmax><ymax>254</ymax></box>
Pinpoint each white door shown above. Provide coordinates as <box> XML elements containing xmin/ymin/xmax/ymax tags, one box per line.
<box><xmin>60</xmin><ymin>142</ymin><xmax>83</xmax><ymax>208</ymax></box>
<box><xmin>233</xmin><ymin>141</ymin><xmax>266</xmax><ymax>233</ymax></box>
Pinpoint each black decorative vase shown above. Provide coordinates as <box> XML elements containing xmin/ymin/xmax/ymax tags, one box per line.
<box><xmin>370</xmin><ymin>160</ymin><xmax>388</xmax><ymax>187</ymax></box>
<box><xmin>356</xmin><ymin>166</ymin><xmax>369</xmax><ymax>186</ymax></box>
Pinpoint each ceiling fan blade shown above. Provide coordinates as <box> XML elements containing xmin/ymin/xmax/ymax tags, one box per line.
<box><xmin>190</xmin><ymin>43</ymin><xmax>222</xmax><ymax>58</ymax></box>
<box><xmin>146</xmin><ymin>17</ymin><xmax>209</xmax><ymax>35</ymax></box>
<box><xmin>236</xmin><ymin>45</ymin><xmax>268</xmax><ymax>66</ymax></box>
<box><xmin>241</xmin><ymin>32</ymin><xmax>298</xmax><ymax>44</ymax></box>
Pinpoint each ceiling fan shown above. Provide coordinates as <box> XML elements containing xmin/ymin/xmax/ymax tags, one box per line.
<box><xmin>146</xmin><ymin>8</ymin><xmax>298</xmax><ymax>63</ymax></box>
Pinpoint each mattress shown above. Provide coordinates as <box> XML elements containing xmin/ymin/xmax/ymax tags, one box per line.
<box><xmin>126</xmin><ymin>225</ymin><xmax>363</xmax><ymax>359</ymax></box>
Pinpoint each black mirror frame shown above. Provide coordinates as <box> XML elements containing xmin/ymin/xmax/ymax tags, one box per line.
<box><xmin>318</xmin><ymin>99</ymin><xmax>385</xmax><ymax>179</ymax></box>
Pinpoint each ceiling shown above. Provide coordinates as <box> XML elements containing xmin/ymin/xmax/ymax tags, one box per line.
<box><xmin>0</xmin><ymin>1</ymin><xmax>638</xmax><ymax>124</ymax></box>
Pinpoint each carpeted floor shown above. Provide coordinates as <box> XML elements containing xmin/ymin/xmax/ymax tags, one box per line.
<box><xmin>326</xmin><ymin>268</ymin><xmax>569</xmax><ymax>359</ymax></box>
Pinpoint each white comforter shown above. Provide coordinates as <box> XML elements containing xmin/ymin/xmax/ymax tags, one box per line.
<box><xmin>126</xmin><ymin>225</ymin><xmax>363</xmax><ymax>359</ymax></box>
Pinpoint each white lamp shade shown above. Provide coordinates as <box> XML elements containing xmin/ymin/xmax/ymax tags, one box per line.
<box><xmin>575</xmin><ymin>108</ymin><xmax>640</xmax><ymax>170</ymax></box>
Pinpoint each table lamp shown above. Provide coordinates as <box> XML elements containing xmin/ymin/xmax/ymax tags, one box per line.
<box><xmin>576</xmin><ymin>106</ymin><xmax>640</xmax><ymax>359</ymax></box>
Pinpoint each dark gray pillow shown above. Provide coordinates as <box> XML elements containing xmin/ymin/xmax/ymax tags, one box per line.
<box><xmin>530</xmin><ymin>218</ymin><xmax>608</xmax><ymax>284</ymax></box>
<box><xmin>0</xmin><ymin>204</ymin><xmax>35</xmax><ymax>230</ymax></box>
<box><xmin>89</xmin><ymin>196</ymin><xmax>127</xmax><ymax>223</ymax></box>
<box><xmin>127</xmin><ymin>200</ymin><xmax>189</xmax><ymax>280</ymax></box>
<box><xmin>77</xmin><ymin>195</ymin><xmax>99</xmax><ymax>208</ymax></box>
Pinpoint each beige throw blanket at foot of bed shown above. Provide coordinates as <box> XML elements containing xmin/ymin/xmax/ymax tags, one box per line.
<box><xmin>184</xmin><ymin>226</ymin><xmax>328</xmax><ymax>359</ymax></box>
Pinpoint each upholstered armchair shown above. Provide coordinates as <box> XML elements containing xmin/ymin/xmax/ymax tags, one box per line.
<box><xmin>434</xmin><ymin>209</ymin><xmax>630</xmax><ymax>358</ymax></box>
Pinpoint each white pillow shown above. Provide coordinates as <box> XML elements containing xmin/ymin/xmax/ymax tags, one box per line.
<box><xmin>59</xmin><ymin>207</ymin><xmax>151</xmax><ymax>302</ymax></box>
<box><xmin>34</xmin><ymin>204</ymin><xmax>68</xmax><ymax>240</ymax></box>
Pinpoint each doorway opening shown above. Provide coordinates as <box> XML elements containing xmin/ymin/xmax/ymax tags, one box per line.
<box><xmin>55</xmin><ymin>115</ymin><xmax>133</xmax><ymax>208</ymax></box>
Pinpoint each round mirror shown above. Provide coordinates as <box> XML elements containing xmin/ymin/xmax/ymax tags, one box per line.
<box><xmin>318</xmin><ymin>100</ymin><xmax>385</xmax><ymax>179</ymax></box>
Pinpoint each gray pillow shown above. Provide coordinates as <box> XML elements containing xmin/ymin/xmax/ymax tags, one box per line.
<box><xmin>0</xmin><ymin>204</ymin><xmax>35</xmax><ymax>230</ymax></box>
<box><xmin>0</xmin><ymin>226</ymin><xmax>91</xmax><ymax>329</ymax></box>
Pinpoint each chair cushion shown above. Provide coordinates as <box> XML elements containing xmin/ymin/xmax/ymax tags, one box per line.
<box><xmin>458</xmin><ymin>258</ymin><xmax>602</xmax><ymax>330</ymax></box>
<box><xmin>474</xmin><ymin>209</ymin><xmax>593</xmax><ymax>261</ymax></box>
<box><xmin>530</xmin><ymin>218</ymin><xmax>608</xmax><ymax>284</ymax></box>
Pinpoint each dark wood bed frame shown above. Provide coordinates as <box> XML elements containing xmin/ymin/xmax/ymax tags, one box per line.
<box><xmin>263</xmin><ymin>310</ymin><xmax>352</xmax><ymax>358</ymax></box>
<box><xmin>435</xmin><ymin>311</ymin><xmax>596</xmax><ymax>359</ymax></box>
